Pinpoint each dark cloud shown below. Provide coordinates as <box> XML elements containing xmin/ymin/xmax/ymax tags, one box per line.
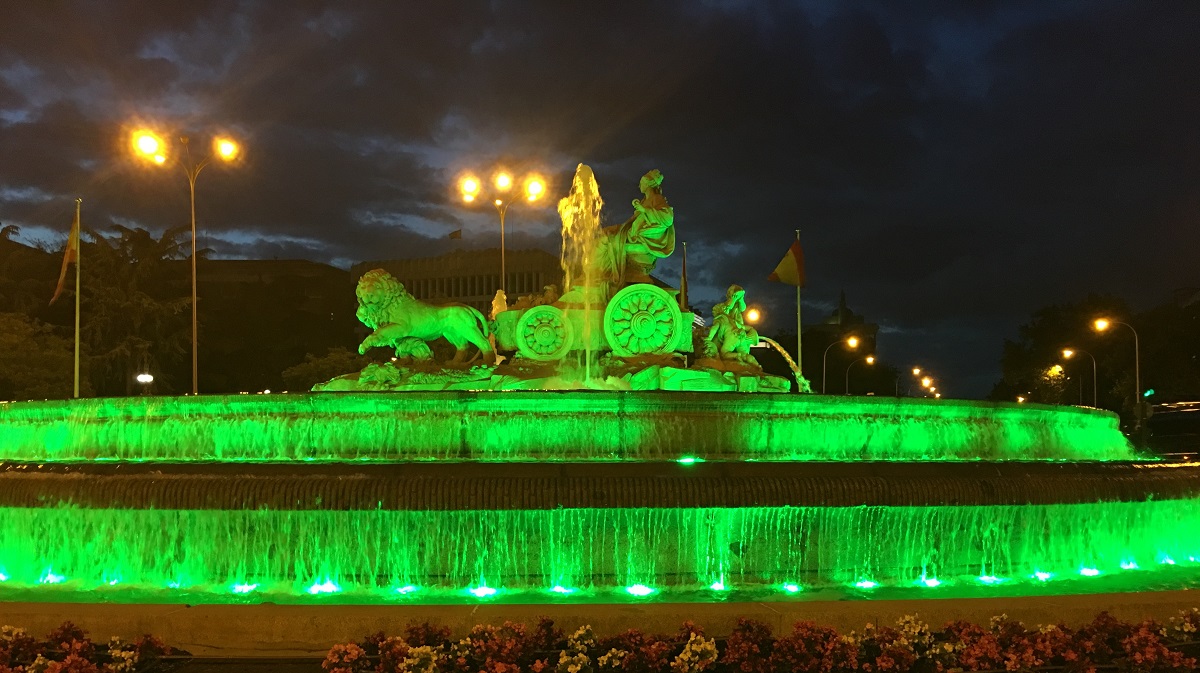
<box><xmin>1</xmin><ymin>0</ymin><xmax>1198</xmax><ymax>396</ymax></box>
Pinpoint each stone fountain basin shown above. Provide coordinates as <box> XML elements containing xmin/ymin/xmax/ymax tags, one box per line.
<box><xmin>0</xmin><ymin>391</ymin><xmax>1133</xmax><ymax>463</ymax></box>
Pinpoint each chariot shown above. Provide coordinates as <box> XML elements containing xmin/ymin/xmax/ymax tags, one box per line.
<box><xmin>495</xmin><ymin>283</ymin><xmax>694</xmax><ymax>361</ymax></box>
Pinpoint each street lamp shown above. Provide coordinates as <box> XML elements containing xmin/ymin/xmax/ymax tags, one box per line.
<box><xmin>1062</xmin><ymin>347</ymin><xmax>1098</xmax><ymax>407</ymax></box>
<box><xmin>132</xmin><ymin>128</ymin><xmax>241</xmax><ymax>395</ymax></box>
<box><xmin>822</xmin><ymin>335</ymin><xmax>859</xmax><ymax>394</ymax></box>
<box><xmin>744</xmin><ymin>307</ymin><xmax>762</xmax><ymax>324</ymax></box>
<box><xmin>458</xmin><ymin>170</ymin><xmax>546</xmax><ymax>294</ymax></box>
<box><xmin>1093</xmin><ymin>317</ymin><xmax>1142</xmax><ymax>427</ymax></box>
<box><xmin>845</xmin><ymin>355</ymin><xmax>874</xmax><ymax>394</ymax></box>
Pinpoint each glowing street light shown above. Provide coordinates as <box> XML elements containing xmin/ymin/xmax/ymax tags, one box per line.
<box><xmin>921</xmin><ymin>376</ymin><xmax>933</xmax><ymax>388</ymax></box>
<box><xmin>912</xmin><ymin>367</ymin><xmax>921</xmax><ymax>376</ymax></box>
<box><xmin>457</xmin><ymin>168</ymin><xmax>547</xmax><ymax>294</ymax></box>
<box><xmin>845</xmin><ymin>355</ymin><xmax>875</xmax><ymax>394</ymax></box>
<box><xmin>1017</xmin><ymin>395</ymin><xmax>1026</xmax><ymax>403</ymax></box>
<box><xmin>1093</xmin><ymin>317</ymin><xmax>1142</xmax><ymax>427</ymax></box>
<box><xmin>822</xmin><ymin>335</ymin><xmax>859</xmax><ymax>394</ymax></box>
<box><xmin>744</xmin><ymin>307</ymin><xmax>762</xmax><ymax>324</ymax></box>
<box><xmin>132</xmin><ymin>127</ymin><xmax>242</xmax><ymax>395</ymax></box>
<box><xmin>1062</xmin><ymin>347</ymin><xmax>1098</xmax><ymax>407</ymax></box>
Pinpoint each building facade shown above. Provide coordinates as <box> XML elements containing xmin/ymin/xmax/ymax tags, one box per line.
<box><xmin>353</xmin><ymin>248</ymin><xmax>564</xmax><ymax>312</ymax></box>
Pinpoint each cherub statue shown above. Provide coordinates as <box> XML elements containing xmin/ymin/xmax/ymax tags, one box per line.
<box><xmin>703</xmin><ymin>285</ymin><xmax>760</xmax><ymax>367</ymax></box>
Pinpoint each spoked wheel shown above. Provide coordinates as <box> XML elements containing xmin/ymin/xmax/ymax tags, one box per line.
<box><xmin>515</xmin><ymin>305</ymin><xmax>575</xmax><ymax>361</ymax></box>
<box><xmin>603</xmin><ymin>284</ymin><xmax>683</xmax><ymax>357</ymax></box>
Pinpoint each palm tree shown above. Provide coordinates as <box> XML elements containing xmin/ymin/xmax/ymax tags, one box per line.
<box><xmin>80</xmin><ymin>226</ymin><xmax>192</xmax><ymax>395</ymax></box>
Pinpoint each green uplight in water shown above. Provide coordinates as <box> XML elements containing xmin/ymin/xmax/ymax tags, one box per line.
<box><xmin>626</xmin><ymin>584</ymin><xmax>655</xmax><ymax>596</ymax></box>
<box><xmin>710</xmin><ymin>581</ymin><xmax>726</xmax><ymax>591</ymax></box>
<box><xmin>782</xmin><ymin>583</ymin><xmax>801</xmax><ymax>593</ymax></box>
<box><xmin>0</xmin><ymin>572</ymin><xmax>7</xmax><ymax>582</ymax></box>
<box><xmin>307</xmin><ymin>580</ymin><xmax>340</xmax><ymax>594</ymax></box>
<box><xmin>1033</xmin><ymin>571</ymin><xmax>1052</xmax><ymax>582</ymax></box>
<box><xmin>469</xmin><ymin>585</ymin><xmax>497</xmax><ymax>598</ymax></box>
<box><xmin>395</xmin><ymin>585</ymin><xmax>419</xmax><ymax>595</ymax></box>
<box><xmin>39</xmin><ymin>570</ymin><xmax>65</xmax><ymax>584</ymax></box>
<box><xmin>1121</xmin><ymin>561</ymin><xmax>1139</xmax><ymax>570</ymax></box>
<box><xmin>920</xmin><ymin>577</ymin><xmax>941</xmax><ymax>588</ymax></box>
<box><xmin>854</xmin><ymin>580</ymin><xmax>879</xmax><ymax>589</ymax></box>
<box><xmin>676</xmin><ymin>456</ymin><xmax>704</xmax><ymax>465</ymax></box>
<box><xmin>1160</xmin><ymin>556</ymin><xmax>1176</xmax><ymax>565</ymax></box>
<box><xmin>232</xmin><ymin>583</ymin><xmax>259</xmax><ymax>594</ymax></box>
<box><xmin>978</xmin><ymin>575</ymin><xmax>1006</xmax><ymax>585</ymax></box>
<box><xmin>1080</xmin><ymin>567</ymin><xmax>1101</xmax><ymax>577</ymax></box>
<box><xmin>550</xmin><ymin>585</ymin><xmax>575</xmax><ymax>595</ymax></box>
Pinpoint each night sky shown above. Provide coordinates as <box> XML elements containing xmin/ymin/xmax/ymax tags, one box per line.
<box><xmin>2</xmin><ymin>1</ymin><xmax>1198</xmax><ymax>396</ymax></box>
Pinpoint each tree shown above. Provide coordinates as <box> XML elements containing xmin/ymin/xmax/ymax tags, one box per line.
<box><xmin>71</xmin><ymin>226</ymin><xmax>191</xmax><ymax>396</ymax></box>
<box><xmin>990</xmin><ymin>294</ymin><xmax>1136</xmax><ymax>416</ymax></box>
<box><xmin>0</xmin><ymin>312</ymin><xmax>89</xmax><ymax>400</ymax></box>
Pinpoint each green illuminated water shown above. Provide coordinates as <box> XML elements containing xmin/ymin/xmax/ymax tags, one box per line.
<box><xmin>0</xmin><ymin>392</ymin><xmax>1132</xmax><ymax>462</ymax></box>
<box><xmin>0</xmin><ymin>499</ymin><xmax>1196</xmax><ymax>604</ymax></box>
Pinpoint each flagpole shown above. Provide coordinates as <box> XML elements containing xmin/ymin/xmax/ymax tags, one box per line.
<box><xmin>680</xmin><ymin>241</ymin><xmax>688</xmax><ymax>311</ymax></box>
<box><xmin>73</xmin><ymin>198</ymin><xmax>82</xmax><ymax>399</ymax></box>
<box><xmin>795</xmin><ymin>229</ymin><xmax>802</xmax><ymax>380</ymax></box>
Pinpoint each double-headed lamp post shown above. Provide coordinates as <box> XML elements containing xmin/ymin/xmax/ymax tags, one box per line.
<box><xmin>1093</xmin><ymin>317</ymin><xmax>1143</xmax><ymax>427</ymax></box>
<box><xmin>845</xmin><ymin>355</ymin><xmax>874</xmax><ymax>394</ymax></box>
<box><xmin>132</xmin><ymin>129</ymin><xmax>241</xmax><ymax>395</ymax></box>
<box><xmin>822</xmin><ymin>335</ymin><xmax>859</xmax><ymax>394</ymax></box>
<box><xmin>459</xmin><ymin>171</ymin><xmax>545</xmax><ymax>295</ymax></box>
<box><xmin>1062</xmin><ymin>348</ymin><xmax>1098</xmax><ymax>407</ymax></box>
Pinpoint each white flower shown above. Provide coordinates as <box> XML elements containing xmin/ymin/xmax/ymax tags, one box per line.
<box><xmin>671</xmin><ymin>633</ymin><xmax>717</xmax><ymax>673</ymax></box>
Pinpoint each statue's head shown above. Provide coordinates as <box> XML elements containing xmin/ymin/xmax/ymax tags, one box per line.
<box><xmin>639</xmin><ymin>169</ymin><xmax>663</xmax><ymax>194</ymax></box>
<box><xmin>356</xmin><ymin>269</ymin><xmax>408</xmax><ymax>309</ymax></box>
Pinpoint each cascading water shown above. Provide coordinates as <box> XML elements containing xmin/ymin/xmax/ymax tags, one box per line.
<box><xmin>557</xmin><ymin>164</ymin><xmax>605</xmax><ymax>383</ymax></box>
<box><xmin>2</xmin><ymin>499</ymin><xmax>1198</xmax><ymax>603</ymax></box>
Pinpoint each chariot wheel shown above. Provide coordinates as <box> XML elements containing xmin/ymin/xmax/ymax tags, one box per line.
<box><xmin>515</xmin><ymin>305</ymin><xmax>575</xmax><ymax>361</ymax></box>
<box><xmin>603</xmin><ymin>284</ymin><xmax>683</xmax><ymax>357</ymax></box>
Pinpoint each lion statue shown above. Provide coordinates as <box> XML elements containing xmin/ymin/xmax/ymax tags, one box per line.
<box><xmin>355</xmin><ymin>269</ymin><xmax>495</xmax><ymax>364</ymax></box>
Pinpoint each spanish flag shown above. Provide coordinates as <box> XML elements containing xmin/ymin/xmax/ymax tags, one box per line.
<box><xmin>50</xmin><ymin>204</ymin><xmax>80</xmax><ymax>305</ymax></box>
<box><xmin>768</xmin><ymin>239</ymin><xmax>805</xmax><ymax>287</ymax></box>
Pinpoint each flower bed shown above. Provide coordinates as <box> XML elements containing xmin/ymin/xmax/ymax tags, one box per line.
<box><xmin>322</xmin><ymin>611</ymin><xmax>1200</xmax><ymax>673</ymax></box>
<box><xmin>0</xmin><ymin>622</ymin><xmax>177</xmax><ymax>673</ymax></box>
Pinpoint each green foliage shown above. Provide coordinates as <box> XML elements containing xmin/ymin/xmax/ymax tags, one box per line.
<box><xmin>77</xmin><ymin>226</ymin><xmax>190</xmax><ymax>396</ymax></box>
<box><xmin>0</xmin><ymin>312</ymin><xmax>88</xmax><ymax>400</ymax></box>
<box><xmin>282</xmin><ymin>347</ymin><xmax>367</xmax><ymax>391</ymax></box>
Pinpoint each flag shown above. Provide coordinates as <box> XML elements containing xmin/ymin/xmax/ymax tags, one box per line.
<box><xmin>50</xmin><ymin>206</ymin><xmax>80</xmax><ymax>305</ymax></box>
<box><xmin>681</xmin><ymin>241</ymin><xmax>691</xmax><ymax>309</ymax></box>
<box><xmin>768</xmin><ymin>240</ymin><xmax>805</xmax><ymax>287</ymax></box>
<box><xmin>448</xmin><ymin>229</ymin><xmax>462</xmax><ymax>239</ymax></box>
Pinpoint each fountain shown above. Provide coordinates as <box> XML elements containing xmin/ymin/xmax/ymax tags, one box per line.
<box><xmin>0</xmin><ymin>166</ymin><xmax>1198</xmax><ymax>612</ymax></box>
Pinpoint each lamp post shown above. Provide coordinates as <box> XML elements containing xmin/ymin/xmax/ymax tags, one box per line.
<box><xmin>1093</xmin><ymin>318</ymin><xmax>1142</xmax><ymax>427</ymax></box>
<box><xmin>845</xmin><ymin>355</ymin><xmax>874</xmax><ymax>394</ymax></box>
<box><xmin>459</xmin><ymin>171</ymin><xmax>545</xmax><ymax>294</ymax></box>
<box><xmin>1062</xmin><ymin>348</ymin><xmax>1098</xmax><ymax>407</ymax></box>
<box><xmin>822</xmin><ymin>335</ymin><xmax>859</xmax><ymax>394</ymax></box>
<box><xmin>132</xmin><ymin>129</ymin><xmax>240</xmax><ymax>395</ymax></box>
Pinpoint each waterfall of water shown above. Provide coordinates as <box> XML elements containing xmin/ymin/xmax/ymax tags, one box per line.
<box><xmin>557</xmin><ymin>164</ymin><xmax>604</xmax><ymax>383</ymax></box>
<box><xmin>2</xmin><ymin>499</ymin><xmax>1197</xmax><ymax>603</ymax></box>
